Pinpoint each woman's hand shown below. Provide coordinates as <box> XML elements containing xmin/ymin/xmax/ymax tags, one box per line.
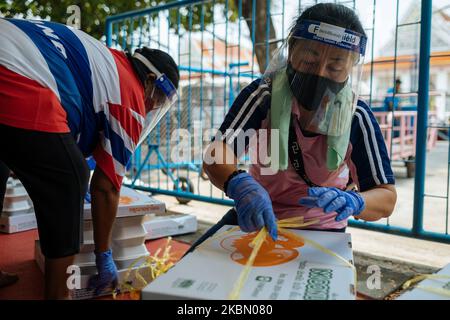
<box><xmin>227</xmin><ymin>172</ymin><xmax>278</xmax><ymax>240</ymax></box>
<box><xmin>300</xmin><ymin>185</ymin><xmax>397</xmax><ymax>222</ymax></box>
<box><xmin>299</xmin><ymin>187</ymin><xmax>366</xmax><ymax>221</ymax></box>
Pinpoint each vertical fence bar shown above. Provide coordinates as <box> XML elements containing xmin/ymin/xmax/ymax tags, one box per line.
<box><xmin>446</xmin><ymin>127</ymin><xmax>450</xmax><ymax>234</ymax></box>
<box><xmin>251</xmin><ymin>0</ymin><xmax>256</xmax><ymax>76</ymax></box>
<box><xmin>413</xmin><ymin>0</ymin><xmax>432</xmax><ymax>235</ymax></box>
<box><xmin>186</xmin><ymin>4</ymin><xmax>194</xmax><ymax>188</ymax></box>
<box><xmin>106</xmin><ymin>19</ymin><xmax>113</xmax><ymax>47</ymax></box>
<box><xmin>198</xmin><ymin>3</ymin><xmax>205</xmax><ymax>195</ymax></box>
<box><xmin>211</xmin><ymin>0</ymin><xmax>217</xmax><ymax>199</ymax></box>
<box><xmin>388</xmin><ymin>0</ymin><xmax>400</xmax><ymax>182</ymax></box>
<box><xmin>165</xmin><ymin>11</ymin><xmax>171</xmax><ymax>191</ymax></box>
<box><xmin>265</xmin><ymin>0</ymin><xmax>270</xmax><ymax>70</ymax></box>
<box><xmin>176</xmin><ymin>7</ymin><xmax>182</xmax><ymax>190</ymax></box>
<box><xmin>235</xmin><ymin>0</ymin><xmax>241</xmax><ymax>109</ymax></box>
<box><xmin>156</xmin><ymin>16</ymin><xmax>161</xmax><ymax>191</ymax></box>
<box><xmin>368</xmin><ymin>0</ymin><xmax>376</xmax><ymax>109</ymax></box>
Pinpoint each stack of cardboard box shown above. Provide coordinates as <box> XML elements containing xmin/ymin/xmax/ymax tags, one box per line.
<box><xmin>143</xmin><ymin>213</ymin><xmax>198</xmax><ymax>240</ymax></box>
<box><xmin>0</xmin><ymin>178</ymin><xmax>37</xmax><ymax>233</ymax></box>
<box><xmin>35</xmin><ymin>186</ymin><xmax>166</xmax><ymax>299</ymax></box>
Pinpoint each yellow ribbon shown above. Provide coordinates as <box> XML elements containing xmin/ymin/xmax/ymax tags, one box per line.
<box><xmin>402</xmin><ymin>274</ymin><xmax>450</xmax><ymax>298</ymax></box>
<box><xmin>113</xmin><ymin>237</ymin><xmax>177</xmax><ymax>300</ymax></box>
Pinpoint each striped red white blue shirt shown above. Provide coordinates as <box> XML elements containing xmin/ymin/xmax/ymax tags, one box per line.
<box><xmin>0</xmin><ymin>18</ymin><xmax>146</xmax><ymax>189</ymax></box>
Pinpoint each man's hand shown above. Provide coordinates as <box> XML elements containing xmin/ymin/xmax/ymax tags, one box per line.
<box><xmin>299</xmin><ymin>187</ymin><xmax>366</xmax><ymax>221</ymax></box>
<box><xmin>226</xmin><ymin>172</ymin><xmax>278</xmax><ymax>240</ymax></box>
<box><xmin>88</xmin><ymin>249</ymin><xmax>119</xmax><ymax>295</ymax></box>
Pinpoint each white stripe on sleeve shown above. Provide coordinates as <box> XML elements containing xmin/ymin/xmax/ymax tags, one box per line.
<box><xmin>100</xmin><ymin>132</ymin><xmax>126</xmax><ymax>176</ymax></box>
<box><xmin>355</xmin><ymin>112</ymin><xmax>381</xmax><ymax>185</ymax></box>
<box><xmin>0</xmin><ymin>19</ymin><xmax>60</xmax><ymax>100</ymax></box>
<box><xmin>70</xmin><ymin>28</ymin><xmax>121</xmax><ymax>109</ymax></box>
<box><xmin>356</xmin><ymin>106</ymin><xmax>388</xmax><ymax>184</ymax></box>
<box><xmin>103</xmin><ymin>104</ymin><xmax>136</xmax><ymax>153</ymax></box>
<box><xmin>225</xmin><ymin>83</ymin><xmax>269</xmax><ymax>141</ymax></box>
<box><xmin>228</xmin><ymin>90</ymin><xmax>270</xmax><ymax>142</ymax></box>
<box><xmin>227</xmin><ymin>84</ymin><xmax>269</xmax><ymax>129</ymax></box>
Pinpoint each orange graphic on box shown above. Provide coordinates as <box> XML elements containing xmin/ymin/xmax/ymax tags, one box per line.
<box><xmin>119</xmin><ymin>196</ymin><xmax>138</xmax><ymax>205</ymax></box>
<box><xmin>220</xmin><ymin>230</ymin><xmax>305</xmax><ymax>267</ymax></box>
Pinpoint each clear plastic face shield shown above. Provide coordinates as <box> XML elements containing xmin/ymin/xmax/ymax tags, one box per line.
<box><xmin>133</xmin><ymin>52</ymin><xmax>178</xmax><ymax>146</ymax></box>
<box><xmin>264</xmin><ymin>19</ymin><xmax>367</xmax><ymax>136</ymax></box>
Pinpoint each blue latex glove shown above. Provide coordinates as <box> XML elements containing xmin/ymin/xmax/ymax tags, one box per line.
<box><xmin>88</xmin><ymin>249</ymin><xmax>119</xmax><ymax>295</ymax></box>
<box><xmin>299</xmin><ymin>187</ymin><xmax>365</xmax><ymax>222</ymax></box>
<box><xmin>226</xmin><ymin>172</ymin><xmax>278</xmax><ymax>240</ymax></box>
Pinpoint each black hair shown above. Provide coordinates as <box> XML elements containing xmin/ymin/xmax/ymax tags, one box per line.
<box><xmin>127</xmin><ymin>47</ymin><xmax>179</xmax><ymax>89</ymax></box>
<box><xmin>289</xmin><ymin>3</ymin><xmax>366</xmax><ymax>48</ymax></box>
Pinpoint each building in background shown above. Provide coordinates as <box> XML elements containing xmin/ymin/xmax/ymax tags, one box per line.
<box><xmin>361</xmin><ymin>2</ymin><xmax>450</xmax><ymax>122</ymax></box>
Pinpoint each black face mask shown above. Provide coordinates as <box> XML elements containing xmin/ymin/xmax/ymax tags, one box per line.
<box><xmin>286</xmin><ymin>63</ymin><xmax>346</xmax><ymax>111</ymax></box>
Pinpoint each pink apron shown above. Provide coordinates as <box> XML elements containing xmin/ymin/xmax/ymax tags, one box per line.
<box><xmin>248</xmin><ymin>100</ymin><xmax>354</xmax><ymax>230</ymax></box>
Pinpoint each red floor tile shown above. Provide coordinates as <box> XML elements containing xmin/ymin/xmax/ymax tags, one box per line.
<box><xmin>0</xmin><ymin>230</ymin><xmax>190</xmax><ymax>300</ymax></box>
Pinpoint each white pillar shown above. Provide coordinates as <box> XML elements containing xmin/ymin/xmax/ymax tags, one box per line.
<box><xmin>435</xmin><ymin>67</ymin><xmax>448</xmax><ymax>122</ymax></box>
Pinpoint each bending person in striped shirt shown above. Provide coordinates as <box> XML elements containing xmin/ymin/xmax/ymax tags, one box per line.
<box><xmin>0</xmin><ymin>18</ymin><xmax>179</xmax><ymax>299</ymax></box>
<box><xmin>191</xmin><ymin>3</ymin><xmax>397</xmax><ymax>252</ymax></box>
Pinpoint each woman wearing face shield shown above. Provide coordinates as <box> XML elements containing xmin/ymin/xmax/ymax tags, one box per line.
<box><xmin>0</xmin><ymin>18</ymin><xmax>179</xmax><ymax>298</ymax></box>
<box><xmin>190</xmin><ymin>3</ymin><xmax>396</xmax><ymax>251</ymax></box>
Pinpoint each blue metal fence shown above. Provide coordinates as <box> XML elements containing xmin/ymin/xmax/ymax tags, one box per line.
<box><xmin>105</xmin><ymin>0</ymin><xmax>450</xmax><ymax>243</ymax></box>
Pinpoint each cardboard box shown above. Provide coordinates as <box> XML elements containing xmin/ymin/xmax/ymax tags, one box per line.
<box><xmin>0</xmin><ymin>187</ymin><xmax>165</xmax><ymax>233</ymax></box>
<box><xmin>141</xmin><ymin>226</ymin><xmax>355</xmax><ymax>300</ymax></box>
<box><xmin>35</xmin><ymin>240</ymin><xmax>152</xmax><ymax>300</ymax></box>
<box><xmin>144</xmin><ymin>214</ymin><xmax>198</xmax><ymax>240</ymax></box>
<box><xmin>0</xmin><ymin>211</ymin><xmax>37</xmax><ymax>233</ymax></box>
<box><xmin>83</xmin><ymin>186</ymin><xmax>166</xmax><ymax>220</ymax></box>
<box><xmin>45</xmin><ymin>216</ymin><xmax>150</xmax><ymax>272</ymax></box>
<box><xmin>84</xmin><ymin>216</ymin><xmax>148</xmax><ymax>250</ymax></box>
<box><xmin>398</xmin><ymin>263</ymin><xmax>450</xmax><ymax>300</ymax></box>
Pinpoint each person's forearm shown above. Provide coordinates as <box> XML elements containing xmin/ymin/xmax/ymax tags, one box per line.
<box><xmin>357</xmin><ymin>185</ymin><xmax>397</xmax><ymax>221</ymax></box>
<box><xmin>90</xmin><ymin>168</ymin><xmax>120</xmax><ymax>253</ymax></box>
<box><xmin>203</xmin><ymin>141</ymin><xmax>239</xmax><ymax>192</ymax></box>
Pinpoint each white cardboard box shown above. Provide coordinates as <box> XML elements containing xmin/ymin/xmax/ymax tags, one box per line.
<box><xmin>83</xmin><ymin>186</ymin><xmax>166</xmax><ymax>220</ymax></box>
<box><xmin>0</xmin><ymin>211</ymin><xmax>37</xmax><ymax>233</ymax></box>
<box><xmin>34</xmin><ymin>240</ymin><xmax>152</xmax><ymax>300</ymax></box>
<box><xmin>398</xmin><ymin>263</ymin><xmax>450</xmax><ymax>300</ymax></box>
<box><xmin>144</xmin><ymin>214</ymin><xmax>198</xmax><ymax>240</ymax></box>
<box><xmin>141</xmin><ymin>226</ymin><xmax>355</xmax><ymax>300</ymax></box>
<box><xmin>0</xmin><ymin>187</ymin><xmax>165</xmax><ymax>233</ymax></box>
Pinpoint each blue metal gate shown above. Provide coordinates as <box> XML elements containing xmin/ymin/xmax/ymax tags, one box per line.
<box><xmin>105</xmin><ymin>0</ymin><xmax>450</xmax><ymax>244</ymax></box>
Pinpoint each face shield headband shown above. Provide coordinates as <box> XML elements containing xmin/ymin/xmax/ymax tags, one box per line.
<box><xmin>285</xmin><ymin>20</ymin><xmax>367</xmax><ymax>136</ymax></box>
<box><xmin>133</xmin><ymin>52</ymin><xmax>177</xmax><ymax>101</ymax></box>
<box><xmin>133</xmin><ymin>52</ymin><xmax>178</xmax><ymax>147</ymax></box>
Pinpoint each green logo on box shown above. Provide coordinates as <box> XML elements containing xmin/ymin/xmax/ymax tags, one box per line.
<box><xmin>177</xmin><ymin>279</ymin><xmax>195</xmax><ymax>288</ymax></box>
<box><xmin>303</xmin><ymin>268</ymin><xmax>333</xmax><ymax>300</ymax></box>
<box><xmin>256</xmin><ymin>276</ymin><xmax>272</xmax><ymax>282</ymax></box>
